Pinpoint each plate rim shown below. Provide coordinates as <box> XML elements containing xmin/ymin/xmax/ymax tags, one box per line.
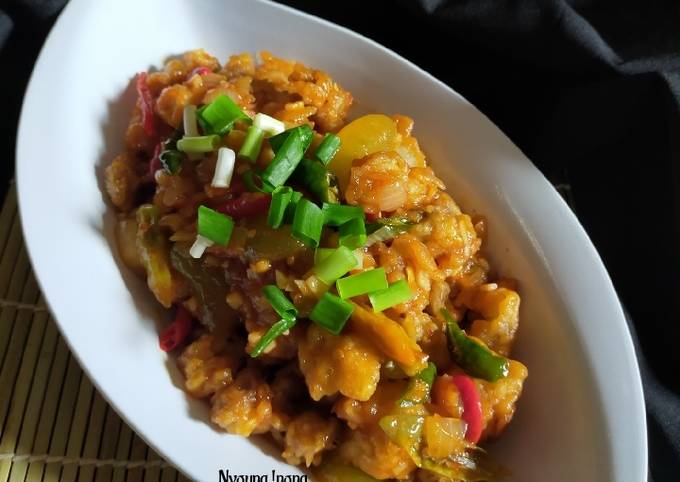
<box><xmin>15</xmin><ymin>0</ymin><xmax>648</xmax><ymax>480</ymax></box>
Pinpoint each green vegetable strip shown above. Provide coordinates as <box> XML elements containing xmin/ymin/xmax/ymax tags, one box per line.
<box><xmin>368</xmin><ymin>279</ymin><xmax>413</xmax><ymax>312</ymax></box>
<box><xmin>250</xmin><ymin>317</ymin><xmax>296</xmax><ymax>358</ymax></box>
<box><xmin>197</xmin><ymin>94</ymin><xmax>251</xmax><ymax>135</ymax></box>
<box><xmin>268</xmin><ymin>124</ymin><xmax>314</xmax><ymax>153</ymax></box>
<box><xmin>284</xmin><ymin>190</ymin><xmax>303</xmax><ymax>223</ymax></box>
<box><xmin>197</xmin><ymin>205</ymin><xmax>234</xmax><ymax>245</ymax></box>
<box><xmin>397</xmin><ymin>362</ymin><xmax>437</xmax><ymax>408</ymax></box>
<box><xmin>314</xmin><ymin>248</ymin><xmax>335</xmax><ymax>265</ymax></box>
<box><xmin>314</xmin><ymin>246</ymin><xmax>357</xmax><ymax>284</ymax></box>
<box><xmin>322</xmin><ymin>203</ymin><xmax>365</xmax><ymax>226</ymax></box>
<box><xmin>159</xmin><ymin>150</ymin><xmax>183</xmax><ymax>173</ymax></box>
<box><xmin>239</xmin><ymin>125</ymin><xmax>265</xmax><ymax>162</ymax></box>
<box><xmin>262</xmin><ymin>284</ymin><xmax>298</xmax><ymax>321</ymax></box>
<box><xmin>291</xmin><ymin>199</ymin><xmax>323</xmax><ymax>247</ymax></box>
<box><xmin>176</xmin><ymin>135</ymin><xmax>221</xmax><ymax>153</ymax></box>
<box><xmin>309</xmin><ymin>292</ymin><xmax>354</xmax><ymax>335</ymax></box>
<box><xmin>242</xmin><ymin>171</ymin><xmax>274</xmax><ymax>193</ymax></box>
<box><xmin>293</xmin><ymin>158</ymin><xmax>340</xmax><ymax>204</ymax></box>
<box><xmin>336</xmin><ymin>268</ymin><xmax>388</xmax><ymax>299</ymax></box>
<box><xmin>314</xmin><ymin>133</ymin><xmax>341</xmax><ymax>165</ymax></box>
<box><xmin>267</xmin><ymin>186</ymin><xmax>293</xmax><ymax>229</ymax></box>
<box><xmin>339</xmin><ymin>217</ymin><xmax>367</xmax><ymax>249</ymax></box>
<box><xmin>366</xmin><ymin>215</ymin><xmax>415</xmax><ymax>234</ymax></box>
<box><xmin>261</xmin><ymin>126</ymin><xmax>313</xmax><ymax>188</ymax></box>
<box><xmin>441</xmin><ymin>308</ymin><xmax>510</xmax><ymax>382</ymax></box>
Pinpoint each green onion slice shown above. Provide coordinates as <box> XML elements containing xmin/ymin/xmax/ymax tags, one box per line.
<box><xmin>314</xmin><ymin>247</ymin><xmax>361</xmax><ymax>269</ymax></box>
<box><xmin>314</xmin><ymin>133</ymin><xmax>341</xmax><ymax>165</ymax></box>
<box><xmin>292</xmin><ymin>158</ymin><xmax>340</xmax><ymax>204</ymax></box>
<box><xmin>183</xmin><ymin>105</ymin><xmax>199</xmax><ymax>137</ymax></box>
<box><xmin>314</xmin><ymin>245</ymin><xmax>357</xmax><ymax>284</ymax></box>
<box><xmin>267</xmin><ymin>186</ymin><xmax>293</xmax><ymax>229</ymax></box>
<box><xmin>197</xmin><ymin>94</ymin><xmax>251</xmax><ymax>135</ymax></box>
<box><xmin>238</xmin><ymin>125</ymin><xmax>265</xmax><ymax>163</ymax></box>
<box><xmin>336</xmin><ymin>268</ymin><xmax>388</xmax><ymax>299</ymax></box>
<box><xmin>177</xmin><ymin>135</ymin><xmax>220</xmax><ymax>153</ymax></box>
<box><xmin>242</xmin><ymin>170</ymin><xmax>274</xmax><ymax>193</ymax></box>
<box><xmin>253</xmin><ymin>113</ymin><xmax>285</xmax><ymax>137</ymax></box>
<box><xmin>368</xmin><ymin>279</ymin><xmax>412</xmax><ymax>312</ymax></box>
<box><xmin>250</xmin><ymin>317</ymin><xmax>296</xmax><ymax>358</ymax></box>
<box><xmin>321</xmin><ymin>203</ymin><xmax>365</xmax><ymax>226</ymax></box>
<box><xmin>262</xmin><ymin>284</ymin><xmax>298</xmax><ymax>321</ymax></box>
<box><xmin>284</xmin><ymin>190</ymin><xmax>303</xmax><ymax>223</ymax></box>
<box><xmin>159</xmin><ymin>149</ymin><xmax>183</xmax><ymax>174</ymax></box>
<box><xmin>291</xmin><ymin>199</ymin><xmax>323</xmax><ymax>247</ymax></box>
<box><xmin>197</xmin><ymin>205</ymin><xmax>234</xmax><ymax>245</ymax></box>
<box><xmin>309</xmin><ymin>292</ymin><xmax>354</xmax><ymax>335</ymax></box>
<box><xmin>261</xmin><ymin>125</ymin><xmax>314</xmax><ymax>188</ymax></box>
<box><xmin>339</xmin><ymin>217</ymin><xmax>367</xmax><ymax>249</ymax></box>
<box><xmin>268</xmin><ymin>124</ymin><xmax>314</xmax><ymax>153</ymax></box>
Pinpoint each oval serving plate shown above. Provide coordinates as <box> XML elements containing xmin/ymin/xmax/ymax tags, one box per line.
<box><xmin>16</xmin><ymin>0</ymin><xmax>646</xmax><ymax>480</ymax></box>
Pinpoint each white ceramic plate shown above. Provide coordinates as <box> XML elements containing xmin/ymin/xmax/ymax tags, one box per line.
<box><xmin>16</xmin><ymin>0</ymin><xmax>647</xmax><ymax>480</ymax></box>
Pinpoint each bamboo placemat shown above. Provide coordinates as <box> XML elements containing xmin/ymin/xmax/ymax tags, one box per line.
<box><xmin>0</xmin><ymin>183</ymin><xmax>191</xmax><ymax>482</ymax></box>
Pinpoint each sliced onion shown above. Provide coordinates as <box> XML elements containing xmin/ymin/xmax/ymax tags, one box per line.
<box><xmin>377</xmin><ymin>184</ymin><xmax>407</xmax><ymax>212</ymax></box>
<box><xmin>189</xmin><ymin>234</ymin><xmax>214</xmax><ymax>258</ymax></box>
<box><xmin>253</xmin><ymin>113</ymin><xmax>285</xmax><ymax>137</ymax></box>
<box><xmin>211</xmin><ymin>147</ymin><xmax>236</xmax><ymax>188</ymax></box>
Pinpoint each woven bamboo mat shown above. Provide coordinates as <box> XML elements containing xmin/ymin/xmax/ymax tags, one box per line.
<box><xmin>0</xmin><ymin>184</ymin><xmax>191</xmax><ymax>482</ymax></box>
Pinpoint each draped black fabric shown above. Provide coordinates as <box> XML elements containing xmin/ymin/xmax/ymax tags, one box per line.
<box><xmin>2</xmin><ymin>1</ymin><xmax>678</xmax><ymax>480</ymax></box>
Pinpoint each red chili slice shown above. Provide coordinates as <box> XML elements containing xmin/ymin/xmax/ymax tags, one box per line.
<box><xmin>159</xmin><ymin>306</ymin><xmax>193</xmax><ymax>352</ymax></box>
<box><xmin>135</xmin><ymin>72</ymin><xmax>156</xmax><ymax>138</ymax></box>
<box><xmin>213</xmin><ymin>192</ymin><xmax>271</xmax><ymax>219</ymax></box>
<box><xmin>452</xmin><ymin>372</ymin><xmax>483</xmax><ymax>444</ymax></box>
<box><xmin>148</xmin><ymin>141</ymin><xmax>163</xmax><ymax>178</ymax></box>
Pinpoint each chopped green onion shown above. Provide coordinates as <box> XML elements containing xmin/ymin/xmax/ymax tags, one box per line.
<box><xmin>253</xmin><ymin>113</ymin><xmax>285</xmax><ymax>137</ymax></box>
<box><xmin>336</xmin><ymin>268</ymin><xmax>388</xmax><ymax>299</ymax></box>
<box><xmin>293</xmin><ymin>158</ymin><xmax>340</xmax><ymax>204</ymax></box>
<box><xmin>157</xmin><ymin>130</ymin><xmax>184</xmax><ymax>173</ymax></box>
<box><xmin>268</xmin><ymin>124</ymin><xmax>314</xmax><ymax>153</ymax></box>
<box><xmin>261</xmin><ymin>126</ymin><xmax>314</xmax><ymax>188</ymax></box>
<box><xmin>183</xmin><ymin>105</ymin><xmax>199</xmax><ymax>137</ymax></box>
<box><xmin>211</xmin><ymin>147</ymin><xmax>235</xmax><ymax>188</ymax></box>
<box><xmin>284</xmin><ymin>190</ymin><xmax>303</xmax><ymax>223</ymax></box>
<box><xmin>159</xmin><ymin>149</ymin><xmax>183</xmax><ymax>174</ymax></box>
<box><xmin>315</xmin><ymin>247</ymin><xmax>361</xmax><ymax>269</ymax></box>
<box><xmin>365</xmin><ymin>225</ymin><xmax>409</xmax><ymax>247</ymax></box>
<box><xmin>238</xmin><ymin>125</ymin><xmax>264</xmax><ymax>162</ymax></box>
<box><xmin>197</xmin><ymin>205</ymin><xmax>234</xmax><ymax>245</ymax></box>
<box><xmin>321</xmin><ymin>203</ymin><xmax>365</xmax><ymax>226</ymax></box>
<box><xmin>177</xmin><ymin>135</ymin><xmax>220</xmax><ymax>153</ymax></box>
<box><xmin>242</xmin><ymin>170</ymin><xmax>274</xmax><ymax>193</ymax></box>
<box><xmin>314</xmin><ymin>245</ymin><xmax>356</xmax><ymax>284</ymax></box>
<box><xmin>314</xmin><ymin>133</ymin><xmax>341</xmax><ymax>165</ymax></box>
<box><xmin>267</xmin><ymin>186</ymin><xmax>293</xmax><ymax>229</ymax></box>
<box><xmin>368</xmin><ymin>279</ymin><xmax>412</xmax><ymax>312</ymax></box>
<box><xmin>262</xmin><ymin>284</ymin><xmax>298</xmax><ymax>321</ymax></box>
<box><xmin>366</xmin><ymin>215</ymin><xmax>418</xmax><ymax>234</ymax></box>
<box><xmin>314</xmin><ymin>248</ymin><xmax>334</xmax><ymax>265</ymax></box>
<box><xmin>189</xmin><ymin>234</ymin><xmax>214</xmax><ymax>259</ymax></box>
<box><xmin>339</xmin><ymin>217</ymin><xmax>367</xmax><ymax>249</ymax></box>
<box><xmin>309</xmin><ymin>292</ymin><xmax>354</xmax><ymax>335</ymax></box>
<box><xmin>250</xmin><ymin>317</ymin><xmax>296</xmax><ymax>358</ymax></box>
<box><xmin>291</xmin><ymin>199</ymin><xmax>323</xmax><ymax>247</ymax></box>
<box><xmin>197</xmin><ymin>94</ymin><xmax>251</xmax><ymax>135</ymax></box>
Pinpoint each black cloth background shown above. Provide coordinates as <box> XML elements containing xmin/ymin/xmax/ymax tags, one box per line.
<box><xmin>1</xmin><ymin>0</ymin><xmax>678</xmax><ymax>480</ymax></box>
